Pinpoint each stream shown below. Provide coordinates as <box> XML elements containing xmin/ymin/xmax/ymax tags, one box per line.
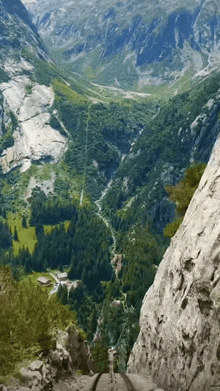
<box><xmin>95</xmin><ymin>179</ymin><xmax>116</xmax><ymax>256</ymax></box>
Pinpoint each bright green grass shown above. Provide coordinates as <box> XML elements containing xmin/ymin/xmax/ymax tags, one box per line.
<box><xmin>7</xmin><ymin>213</ymin><xmax>37</xmax><ymax>255</ymax></box>
<box><xmin>52</xmin><ymin>79</ymin><xmax>88</xmax><ymax>104</ymax></box>
<box><xmin>7</xmin><ymin>213</ymin><xmax>71</xmax><ymax>256</ymax></box>
<box><xmin>44</xmin><ymin>220</ymin><xmax>71</xmax><ymax>235</ymax></box>
<box><xmin>23</xmin><ymin>271</ymin><xmax>56</xmax><ymax>292</ymax></box>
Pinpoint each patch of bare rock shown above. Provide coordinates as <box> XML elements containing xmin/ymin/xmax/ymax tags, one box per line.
<box><xmin>126</xmin><ymin>373</ymin><xmax>159</xmax><ymax>391</ymax></box>
<box><xmin>0</xmin><ymin>75</ymin><xmax>67</xmax><ymax>174</ymax></box>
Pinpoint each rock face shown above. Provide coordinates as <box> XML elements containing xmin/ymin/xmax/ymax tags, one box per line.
<box><xmin>0</xmin><ymin>75</ymin><xmax>67</xmax><ymax>173</ymax></box>
<box><xmin>128</xmin><ymin>135</ymin><xmax>220</xmax><ymax>390</ymax></box>
<box><xmin>0</xmin><ymin>0</ymin><xmax>68</xmax><ymax>174</ymax></box>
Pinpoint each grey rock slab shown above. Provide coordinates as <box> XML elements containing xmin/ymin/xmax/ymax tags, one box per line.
<box><xmin>126</xmin><ymin>374</ymin><xmax>158</xmax><ymax>391</ymax></box>
<box><xmin>29</xmin><ymin>360</ymin><xmax>44</xmax><ymax>373</ymax></box>
<box><xmin>20</xmin><ymin>369</ymin><xmax>42</xmax><ymax>385</ymax></box>
<box><xmin>16</xmin><ymin>388</ymin><xmax>30</xmax><ymax>391</ymax></box>
<box><xmin>0</xmin><ymin>78</ymin><xmax>67</xmax><ymax>174</ymax></box>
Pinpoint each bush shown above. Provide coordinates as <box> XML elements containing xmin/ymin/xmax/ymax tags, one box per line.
<box><xmin>164</xmin><ymin>163</ymin><xmax>206</xmax><ymax>237</ymax></box>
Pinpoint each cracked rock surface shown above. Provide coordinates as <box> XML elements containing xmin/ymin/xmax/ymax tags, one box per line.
<box><xmin>128</xmin><ymin>135</ymin><xmax>220</xmax><ymax>390</ymax></box>
<box><xmin>0</xmin><ymin>75</ymin><xmax>67</xmax><ymax>173</ymax></box>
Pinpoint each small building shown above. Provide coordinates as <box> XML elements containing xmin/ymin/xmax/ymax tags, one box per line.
<box><xmin>68</xmin><ymin>280</ymin><xmax>81</xmax><ymax>292</ymax></box>
<box><xmin>57</xmin><ymin>272</ymin><xmax>68</xmax><ymax>281</ymax></box>
<box><xmin>37</xmin><ymin>277</ymin><xmax>52</xmax><ymax>287</ymax></box>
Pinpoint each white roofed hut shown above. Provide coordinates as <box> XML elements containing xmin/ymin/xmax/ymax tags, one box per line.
<box><xmin>37</xmin><ymin>277</ymin><xmax>52</xmax><ymax>287</ymax></box>
<box><xmin>57</xmin><ymin>272</ymin><xmax>68</xmax><ymax>281</ymax></box>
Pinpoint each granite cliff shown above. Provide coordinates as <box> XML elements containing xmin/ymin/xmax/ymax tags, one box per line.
<box><xmin>128</xmin><ymin>134</ymin><xmax>220</xmax><ymax>390</ymax></box>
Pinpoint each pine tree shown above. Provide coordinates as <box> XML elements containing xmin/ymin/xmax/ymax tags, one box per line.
<box><xmin>22</xmin><ymin>216</ymin><xmax>27</xmax><ymax>228</ymax></box>
<box><xmin>14</xmin><ymin>226</ymin><xmax>18</xmax><ymax>241</ymax></box>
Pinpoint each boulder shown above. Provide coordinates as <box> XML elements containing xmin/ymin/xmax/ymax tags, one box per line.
<box><xmin>19</xmin><ymin>368</ymin><xmax>42</xmax><ymax>387</ymax></box>
<box><xmin>29</xmin><ymin>361</ymin><xmax>44</xmax><ymax>374</ymax></box>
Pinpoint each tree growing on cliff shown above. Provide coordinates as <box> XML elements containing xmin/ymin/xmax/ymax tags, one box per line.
<box><xmin>164</xmin><ymin>163</ymin><xmax>206</xmax><ymax>238</ymax></box>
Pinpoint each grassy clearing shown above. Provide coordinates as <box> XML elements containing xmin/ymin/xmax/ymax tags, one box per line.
<box><xmin>44</xmin><ymin>220</ymin><xmax>71</xmax><ymax>234</ymax></box>
<box><xmin>7</xmin><ymin>213</ymin><xmax>71</xmax><ymax>255</ymax></box>
<box><xmin>23</xmin><ymin>271</ymin><xmax>56</xmax><ymax>293</ymax></box>
<box><xmin>52</xmin><ymin>79</ymin><xmax>87</xmax><ymax>104</ymax></box>
<box><xmin>7</xmin><ymin>213</ymin><xmax>37</xmax><ymax>256</ymax></box>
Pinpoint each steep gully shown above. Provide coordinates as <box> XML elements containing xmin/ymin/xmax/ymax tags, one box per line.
<box><xmin>79</xmin><ymin>102</ymin><xmax>145</xmax><ymax>257</ymax></box>
<box><xmin>94</xmin><ymin>126</ymin><xmax>144</xmax><ymax>257</ymax></box>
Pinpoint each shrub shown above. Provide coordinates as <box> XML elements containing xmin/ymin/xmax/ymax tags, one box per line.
<box><xmin>164</xmin><ymin>163</ymin><xmax>206</xmax><ymax>237</ymax></box>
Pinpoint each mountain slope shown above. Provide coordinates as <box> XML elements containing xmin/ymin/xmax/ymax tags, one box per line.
<box><xmin>0</xmin><ymin>0</ymin><xmax>68</xmax><ymax>175</ymax></box>
<box><xmin>23</xmin><ymin>0</ymin><xmax>220</xmax><ymax>90</ymax></box>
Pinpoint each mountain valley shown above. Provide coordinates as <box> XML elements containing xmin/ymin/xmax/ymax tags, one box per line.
<box><xmin>23</xmin><ymin>0</ymin><xmax>220</xmax><ymax>90</ymax></box>
<box><xmin>0</xmin><ymin>0</ymin><xmax>220</xmax><ymax>390</ymax></box>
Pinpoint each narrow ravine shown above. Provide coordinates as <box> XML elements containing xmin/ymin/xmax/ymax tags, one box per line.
<box><xmin>95</xmin><ymin>179</ymin><xmax>117</xmax><ymax>256</ymax></box>
<box><xmin>94</xmin><ymin>126</ymin><xmax>146</xmax><ymax>256</ymax></box>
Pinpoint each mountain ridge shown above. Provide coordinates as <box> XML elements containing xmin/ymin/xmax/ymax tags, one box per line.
<box><xmin>23</xmin><ymin>0</ymin><xmax>220</xmax><ymax>90</ymax></box>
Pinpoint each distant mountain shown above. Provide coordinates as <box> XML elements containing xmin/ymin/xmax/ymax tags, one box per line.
<box><xmin>23</xmin><ymin>0</ymin><xmax>220</xmax><ymax>90</ymax></box>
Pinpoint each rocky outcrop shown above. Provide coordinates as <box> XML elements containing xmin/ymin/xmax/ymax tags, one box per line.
<box><xmin>0</xmin><ymin>75</ymin><xmax>67</xmax><ymax>173</ymax></box>
<box><xmin>127</xmin><ymin>135</ymin><xmax>220</xmax><ymax>390</ymax></box>
<box><xmin>111</xmin><ymin>254</ymin><xmax>123</xmax><ymax>275</ymax></box>
<box><xmin>1</xmin><ymin>327</ymin><xmax>94</xmax><ymax>391</ymax></box>
<box><xmin>19</xmin><ymin>360</ymin><xmax>53</xmax><ymax>391</ymax></box>
<box><xmin>0</xmin><ymin>0</ymin><xmax>67</xmax><ymax>175</ymax></box>
<box><xmin>63</xmin><ymin>325</ymin><xmax>94</xmax><ymax>375</ymax></box>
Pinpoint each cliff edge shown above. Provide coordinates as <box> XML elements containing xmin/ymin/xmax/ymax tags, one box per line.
<box><xmin>128</xmin><ymin>134</ymin><xmax>220</xmax><ymax>391</ymax></box>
